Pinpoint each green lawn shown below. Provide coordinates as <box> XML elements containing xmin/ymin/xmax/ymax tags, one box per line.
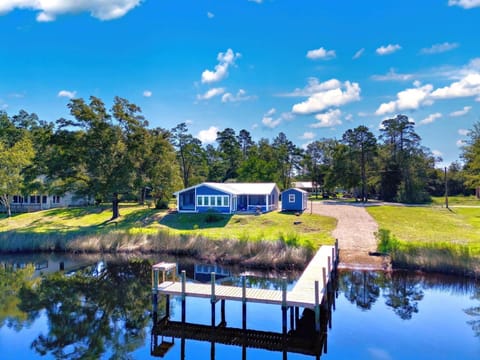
<box><xmin>159</xmin><ymin>211</ymin><xmax>336</xmax><ymax>248</ymax></box>
<box><xmin>0</xmin><ymin>205</ymin><xmax>336</xmax><ymax>250</ymax></box>
<box><xmin>430</xmin><ymin>195</ymin><xmax>480</xmax><ymax>206</ymax></box>
<box><xmin>367</xmin><ymin>205</ymin><xmax>480</xmax><ymax>255</ymax></box>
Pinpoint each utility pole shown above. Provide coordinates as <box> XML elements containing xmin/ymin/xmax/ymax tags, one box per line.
<box><xmin>444</xmin><ymin>166</ymin><xmax>449</xmax><ymax>209</ymax></box>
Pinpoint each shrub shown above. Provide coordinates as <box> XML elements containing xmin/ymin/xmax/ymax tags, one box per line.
<box><xmin>204</xmin><ymin>210</ymin><xmax>224</xmax><ymax>224</ymax></box>
<box><xmin>377</xmin><ymin>228</ymin><xmax>400</xmax><ymax>254</ymax></box>
<box><xmin>155</xmin><ymin>199</ymin><xmax>169</xmax><ymax>209</ymax></box>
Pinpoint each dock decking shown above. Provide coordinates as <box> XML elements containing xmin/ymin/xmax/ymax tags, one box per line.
<box><xmin>153</xmin><ymin>242</ymin><xmax>338</xmax><ymax>309</ymax></box>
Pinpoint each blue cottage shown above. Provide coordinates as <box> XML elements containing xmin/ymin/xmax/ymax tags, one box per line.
<box><xmin>174</xmin><ymin>182</ymin><xmax>280</xmax><ymax>214</ymax></box>
<box><xmin>281</xmin><ymin>188</ymin><xmax>308</xmax><ymax>212</ymax></box>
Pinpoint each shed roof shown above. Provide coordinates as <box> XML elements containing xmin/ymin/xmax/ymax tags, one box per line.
<box><xmin>282</xmin><ymin>188</ymin><xmax>309</xmax><ymax>194</ymax></box>
<box><xmin>175</xmin><ymin>182</ymin><xmax>278</xmax><ymax>196</ymax></box>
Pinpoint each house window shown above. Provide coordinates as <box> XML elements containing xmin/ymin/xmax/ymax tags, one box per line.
<box><xmin>52</xmin><ymin>196</ymin><xmax>60</xmax><ymax>204</ymax></box>
<box><xmin>42</xmin><ymin>196</ymin><xmax>47</xmax><ymax>204</ymax></box>
<box><xmin>196</xmin><ymin>195</ymin><xmax>229</xmax><ymax>207</ymax></box>
<box><xmin>289</xmin><ymin>194</ymin><xmax>295</xmax><ymax>203</ymax></box>
<box><xmin>13</xmin><ymin>196</ymin><xmax>23</xmax><ymax>204</ymax></box>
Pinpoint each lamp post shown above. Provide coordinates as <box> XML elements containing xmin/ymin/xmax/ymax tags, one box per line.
<box><xmin>444</xmin><ymin>166</ymin><xmax>449</xmax><ymax>209</ymax></box>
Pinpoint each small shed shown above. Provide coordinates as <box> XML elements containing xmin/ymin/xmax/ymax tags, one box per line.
<box><xmin>281</xmin><ymin>188</ymin><xmax>308</xmax><ymax>212</ymax></box>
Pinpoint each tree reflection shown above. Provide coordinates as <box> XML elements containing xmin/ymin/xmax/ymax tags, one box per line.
<box><xmin>339</xmin><ymin>270</ymin><xmax>381</xmax><ymax>310</ymax></box>
<box><xmin>465</xmin><ymin>286</ymin><xmax>480</xmax><ymax>338</ymax></box>
<box><xmin>383</xmin><ymin>272</ymin><xmax>424</xmax><ymax>320</ymax></box>
<box><xmin>18</xmin><ymin>259</ymin><xmax>154</xmax><ymax>359</ymax></box>
<box><xmin>0</xmin><ymin>264</ymin><xmax>36</xmax><ymax>331</ymax></box>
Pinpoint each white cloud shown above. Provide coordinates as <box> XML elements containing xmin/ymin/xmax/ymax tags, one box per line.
<box><xmin>306</xmin><ymin>47</ymin><xmax>336</xmax><ymax>60</ymax></box>
<box><xmin>300</xmin><ymin>131</ymin><xmax>315</xmax><ymax>140</ymax></box>
<box><xmin>311</xmin><ymin>109</ymin><xmax>342</xmax><ymax>128</ymax></box>
<box><xmin>458</xmin><ymin>128</ymin><xmax>470</xmax><ymax>136</ymax></box>
<box><xmin>456</xmin><ymin>139</ymin><xmax>466</xmax><ymax>147</ymax></box>
<box><xmin>207</xmin><ymin>11</ymin><xmax>214</xmax><ymax>18</ymax></box>
<box><xmin>420</xmin><ymin>42</ymin><xmax>459</xmax><ymax>55</ymax></box>
<box><xmin>248</xmin><ymin>0</ymin><xmax>263</xmax><ymax>3</ymax></box>
<box><xmin>185</xmin><ymin>119</ymin><xmax>193</xmax><ymax>125</ymax></box>
<box><xmin>292</xmin><ymin>80</ymin><xmax>361</xmax><ymax>115</ymax></box>
<box><xmin>432</xmin><ymin>149</ymin><xmax>443</xmax><ymax>157</ymax></box>
<box><xmin>353</xmin><ymin>48</ymin><xmax>365</xmax><ymax>59</ymax></box>
<box><xmin>371</xmin><ymin>68</ymin><xmax>413</xmax><ymax>81</ymax></box>
<box><xmin>197</xmin><ymin>87</ymin><xmax>225</xmax><ymax>100</ymax></box>
<box><xmin>0</xmin><ymin>0</ymin><xmax>142</xmax><ymax>21</ymax></box>
<box><xmin>260</xmin><ymin>109</ymin><xmax>292</xmax><ymax>129</ymax></box>
<box><xmin>143</xmin><ymin>90</ymin><xmax>152</xmax><ymax>97</ymax></box>
<box><xmin>251</xmin><ymin>123</ymin><xmax>259</xmax><ymax>129</ymax></box>
<box><xmin>221</xmin><ymin>89</ymin><xmax>254</xmax><ymax>103</ymax></box>
<box><xmin>450</xmin><ymin>106</ymin><xmax>472</xmax><ymax>117</ymax></box>
<box><xmin>419</xmin><ymin>112</ymin><xmax>442</xmax><ymax>125</ymax></box>
<box><xmin>448</xmin><ymin>0</ymin><xmax>480</xmax><ymax>9</ymax></box>
<box><xmin>261</xmin><ymin>108</ymin><xmax>281</xmax><ymax>128</ymax></box>
<box><xmin>431</xmin><ymin>73</ymin><xmax>480</xmax><ymax>99</ymax></box>
<box><xmin>197</xmin><ymin>126</ymin><xmax>219</xmax><ymax>144</ymax></box>
<box><xmin>57</xmin><ymin>90</ymin><xmax>76</xmax><ymax>99</ymax></box>
<box><xmin>376</xmin><ymin>44</ymin><xmax>401</xmax><ymax>56</ymax></box>
<box><xmin>280</xmin><ymin>78</ymin><xmax>342</xmax><ymax>97</ymax></box>
<box><xmin>201</xmin><ymin>48</ymin><xmax>241</xmax><ymax>84</ymax></box>
<box><xmin>375</xmin><ymin>82</ymin><xmax>433</xmax><ymax>115</ymax></box>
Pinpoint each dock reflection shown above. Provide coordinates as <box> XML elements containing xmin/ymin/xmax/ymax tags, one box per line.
<box><xmin>151</xmin><ymin>298</ymin><xmax>333</xmax><ymax>359</ymax></box>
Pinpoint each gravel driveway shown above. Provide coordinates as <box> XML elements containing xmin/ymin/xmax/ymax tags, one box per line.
<box><xmin>309</xmin><ymin>201</ymin><xmax>389</xmax><ymax>270</ymax></box>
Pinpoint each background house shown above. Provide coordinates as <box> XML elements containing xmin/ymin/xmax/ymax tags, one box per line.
<box><xmin>6</xmin><ymin>192</ymin><xmax>92</xmax><ymax>213</ymax></box>
<box><xmin>174</xmin><ymin>182</ymin><xmax>279</xmax><ymax>214</ymax></box>
<box><xmin>281</xmin><ymin>188</ymin><xmax>308</xmax><ymax>212</ymax></box>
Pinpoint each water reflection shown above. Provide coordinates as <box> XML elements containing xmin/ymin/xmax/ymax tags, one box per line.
<box><xmin>0</xmin><ymin>255</ymin><xmax>479</xmax><ymax>359</ymax></box>
<box><xmin>16</xmin><ymin>259</ymin><xmax>154</xmax><ymax>359</ymax></box>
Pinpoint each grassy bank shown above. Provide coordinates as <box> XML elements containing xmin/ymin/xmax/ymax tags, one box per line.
<box><xmin>0</xmin><ymin>205</ymin><xmax>336</xmax><ymax>270</ymax></box>
<box><xmin>367</xmin><ymin>205</ymin><xmax>480</xmax><ymax>276</ymax></box>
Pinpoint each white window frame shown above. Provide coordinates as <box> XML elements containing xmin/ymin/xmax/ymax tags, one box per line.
<box><xmin>288</xmin><ymin>194</ymin><xmax>295</xmax><ymax>203</ymax></box>
<box><xmin>196</xmin><ymin>195</ymin><xmax>230</xmax><ymax>207</ymax></box>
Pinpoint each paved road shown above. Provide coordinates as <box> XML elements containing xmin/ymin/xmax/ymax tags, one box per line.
<box><xmin>309</xmin><ymin>201</ymin><xmax>389</xmax><ymax>270</ymax></box>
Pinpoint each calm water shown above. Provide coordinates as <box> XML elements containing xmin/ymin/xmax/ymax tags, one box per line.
<box><xmin>0</xmin><ymin>254</ymin><xmax>479</xmax><ymax>360</ymax></box>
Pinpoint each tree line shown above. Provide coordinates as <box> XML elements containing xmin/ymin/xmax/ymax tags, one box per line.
<box><xmin>1</xmin><ymin>96</ymin><xmax>479</xmax><ymax>218</ymax></box>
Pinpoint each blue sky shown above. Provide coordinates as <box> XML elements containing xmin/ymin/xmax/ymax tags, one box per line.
<box><xmin>1</xmin><ymin>0</ymin><xmax>480</xmax><ymax>166</ymax></box>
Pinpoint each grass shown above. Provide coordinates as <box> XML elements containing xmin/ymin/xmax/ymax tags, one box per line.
<box><xmin>430</xmin><ymin>195</ymin><xmax>480</xmax><ymax>206</ymax></box>
<box><xmin>367</xmin><ymin>205</ymin><xmax>480</xmax><ymax>276</ymax></box>
<box><xmin>0</xmin><ymin>205</ymin><xmax>336</xmax><ymax>269</ymax></box>
<box><xmin>159</xmin><ymin>211</ymin><xmax>335</xmax><ymax>248</ymax></box>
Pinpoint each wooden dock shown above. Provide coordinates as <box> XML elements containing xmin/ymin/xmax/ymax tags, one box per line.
<box><xmin>153</xmin><ymin>242</ymin><xmax>338</xmax><ymax>309</ymax></box>
<box><xmin>150</xmin><ymin>241</ymin><xmax>339</xmax><ymax>358</ymax></box>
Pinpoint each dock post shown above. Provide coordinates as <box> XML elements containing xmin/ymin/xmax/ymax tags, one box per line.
<box><xmin>181</xmin><ymin>270</ymin><xmax>186</xmax><ymax>323</ymax></box>
<box><xmin>220</xmin><ymin>299</ymin><xmax>226</xmax><ymax>326</ymax></box>
<box><xmin>331</xmin><ymin>248</ymin><xmax>335</xmax><ymax>272</ymax></box>
<box><xmin>290</xmin><ymin>306</ymin><xmax>294</xmax><ymax>330</ymax></box>
<box><xmin>315</xmin><ymin>280</ymin><xmax>320</xmax><ymax>331</ymax></box>
<box><xmin>165</xmin><ymin>294</ymin><xmax>170</xmax><ymax>319</ymax></box>
<box><xmin>281</xmin><ymin>276</ymin><xmax>287</xmax><ymax>336</ymax></box>
<box><xmin>327</xmin><ymin>256</ymin><xmax>331</xmax><ymax>275</ymax></box>
<box><xmin>322</xmin><ymin>267</ymin><xmax>327</xmax><ymax>291</ymax></box>
<box><xmin>152</xmin><ymin>267</ymin><xmax>159</xmax><ymax>323</ymax></box>
<box><xmin>295</xmin><ymin>306</ymin><xmax>300</xmax><ymax>329</ymax></box>
<box><xmin>242</xmin><ymin>275</ymin><xmax>247</xmax><ymax>330</ymax></box>
<box><xmin>335</xmin><ymin>239</ymin><xmax>339</xmax><ymax>266</ymax></box>
<box><xmin>211</xmin><ymin>272</ymin><xmax>216</xmax><ymax>327</ymax></box>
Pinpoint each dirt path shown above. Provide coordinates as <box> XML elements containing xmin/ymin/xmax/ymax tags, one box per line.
<box><xmin>309</xmin><ymin>201</ymin><xmax>390</xmax><ymax>270</ymax></box>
